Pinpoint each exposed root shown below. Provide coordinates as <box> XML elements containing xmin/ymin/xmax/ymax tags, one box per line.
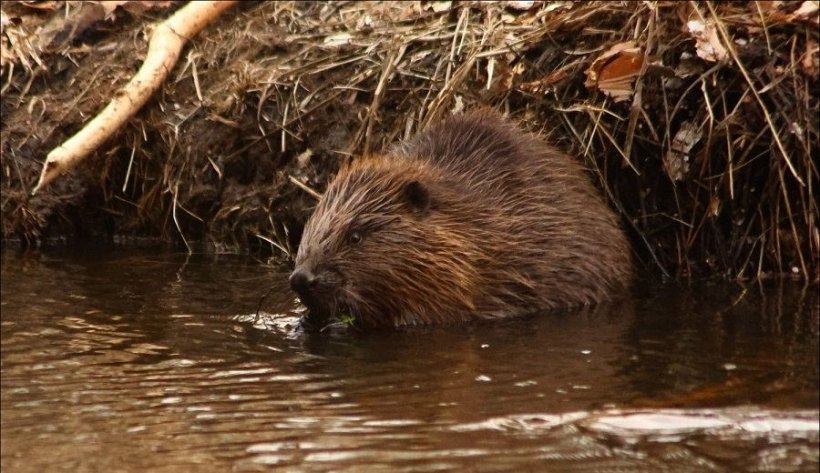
<box><xmin>31</xmin><ymin>0</ymin><xmax>237</xmax><ymax>194</ymax></box>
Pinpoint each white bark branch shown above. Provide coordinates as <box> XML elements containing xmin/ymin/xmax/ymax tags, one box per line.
<box><xmin>32</xmin><ymin>0</ymin><xmax>237</xmax><ymax>195</ymax></box>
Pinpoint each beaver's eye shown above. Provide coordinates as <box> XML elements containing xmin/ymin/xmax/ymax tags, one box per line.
<box><xmin>349</xmin><ymin>231</ymin><xmax>362</xmax><ymax>245</ymax></box>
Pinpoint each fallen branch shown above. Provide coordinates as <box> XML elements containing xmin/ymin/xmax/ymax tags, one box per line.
<box><xmin>31</xmin><ymin>0</ymin><xmax>237</xmax><ymax>195</ymax></box>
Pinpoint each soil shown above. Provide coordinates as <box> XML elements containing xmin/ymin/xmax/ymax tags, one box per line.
<box><xmin>1</xmin><ymin>1</ymin><xmax>817</xmax><ymax>281</ymax></box>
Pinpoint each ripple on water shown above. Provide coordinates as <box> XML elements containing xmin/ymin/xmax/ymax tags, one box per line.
<box><xmin>1</xmin><ymin>251</ymin><xmax>818</xmax><ymax>473</ymax></box>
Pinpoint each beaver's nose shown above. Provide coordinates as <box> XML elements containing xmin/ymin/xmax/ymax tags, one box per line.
<box><xmin>289</xmin><ymin>267</ymin><xmax>318</xmax><ymax>295</ymax></box>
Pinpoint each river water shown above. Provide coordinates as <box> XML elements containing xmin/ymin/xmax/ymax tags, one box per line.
<box><xmin>1</xmin><ymin>249</ymin><xmax>818</xmax><ymax>472</ymax></box>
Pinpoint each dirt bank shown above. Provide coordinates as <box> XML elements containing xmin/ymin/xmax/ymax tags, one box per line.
<box><xmin>1</xmin><ymin>1</ymin><xmax>817</xmax><ymax>281</ymax></box>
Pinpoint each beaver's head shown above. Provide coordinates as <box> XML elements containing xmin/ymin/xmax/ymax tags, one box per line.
<box><xmin>290</xmin><ymin>157</ymin><xmax>480</xmax><ymax>329</ymax></box>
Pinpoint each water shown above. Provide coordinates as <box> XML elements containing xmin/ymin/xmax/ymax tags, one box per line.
<box><xmin>1</xmin><ymin>249</ymin><xmax>818</xmax><ymax>472</ymax></box>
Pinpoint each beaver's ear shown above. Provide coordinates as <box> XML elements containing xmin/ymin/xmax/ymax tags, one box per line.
<box><xmin>402</xmin><ymin>180</ymin><xmax>431</xmax><ymax>215</ymax></box>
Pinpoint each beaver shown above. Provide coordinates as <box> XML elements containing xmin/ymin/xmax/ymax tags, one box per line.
<box><xmin>290</xmin><ymin>110</ymin><xmax>631</xmax><ymax>328</ymax></box>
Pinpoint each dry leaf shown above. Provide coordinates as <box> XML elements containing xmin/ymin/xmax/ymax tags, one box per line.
<box><xmin>519</xmin><ymin>68</ymin><xmax>568</xmax><ymax>94</ymax></box>
<box><xmin>685</xmin><ymin>18</ymin><xmax>727</xmax><ymax>62</ymax></box>
<box><xmin>136</xmin><ymin>1</ymin><xmax>176</xmax><ymax>8</ymax></box>
<box><xmin>789</xmin><ymin>0</ymin><xmax>820</xmax><ymax>23</ymax></box>
<box><xmin>756</xmin><ymin>1</ymin><xmax>784</xmax><ymax>15</ymax></box>
<box><xmin>753</xmin><ymin>1</ymin><xmax>793</xmax><ymax>25</ymax></box>
<box><xmin>708</xmin><ymin>194</ymin><xmax>721</xmax><ymax>217</ymax></box>
<box><xmin>99</xmin><ymin>1</ymin><xmax>130</xmax><ymax>18</ymax></box>
<box><xmin>119</xmin><ymin>1</ymin><xmax>178</xmax><ymax>17</ymax></box>
<box><xmin>323</xmin><ymin>32</ymin><xmax>352</xmax><ymax>47</ymax></box>
<box><xmin>486</xmin><ymin>60</ymin><xmax>523</xmax><ymax>95</ymax></box>
<box><xmin>543</xmin><ymin>2</ymin><xmax>572</xmax><ymax>13</ymax></box>
<box><xmin>664</xmin><ymin>120</ymin><xmax>702</xmax><ymax>182</ymax></box>
<box><xmin>801</xmin><ymin>40</ymin><xmax>819</xmax><ymax>78</ymax></box>
<box><xmin>422</xmin><ymin>1</ymin><xmax>451</xmax><ymax>13</ymax></box>
<box><xmin>504</xmin><ymin>1</ymin><xmax>540</xmax><ymax>11</ymax></box>
<box><xmin>356</xmin><ymin>14</ymin><xmax>374</xmax><ymax>33</ymax></box>
<box><xmin>501</xmin><ymin>13</ymin><xmax>518</xmax><ymax>24</ymax></box>
<box><xmin>18</xmin><ymin>1</ymin><xmax>59</xmax><ymax>11</ymax></box>
<box><xmin>584</xmin><ymin>41</ymin><xmax>644</xmax><ymax>102</ymax></box>
<box><xmin>452</xmin><ymin>95</ymin><xmax>464</xmax><ymax>114</ymax></box>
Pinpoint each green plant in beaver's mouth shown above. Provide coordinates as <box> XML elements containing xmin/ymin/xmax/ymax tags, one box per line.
<box><xmin>321</xmin><ymin>312</ymin><xmax>357</xmax><ymax>332</ymax></box>
<box><xmin>337</xmin><ymin>312</ymin><xmax>356</xmax><ymax>327</ymax></box>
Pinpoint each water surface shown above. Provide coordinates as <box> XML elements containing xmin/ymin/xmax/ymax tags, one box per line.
<box><xmin>1</xmin><ymin>249</ymin><xmax>818</xmax><ymax>472</ymax></box>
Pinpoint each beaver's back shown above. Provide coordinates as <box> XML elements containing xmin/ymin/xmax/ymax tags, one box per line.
<box><xmin>395</xmin><ymin>111</ymin><xmax>632</xmax><ymax>312</ymax></box>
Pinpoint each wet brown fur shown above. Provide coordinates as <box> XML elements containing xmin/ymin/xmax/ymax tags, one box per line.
<box><xmin>293</xmin><ymin>110</ymin><xmax>632</xmax><ymax>328</ymax></box>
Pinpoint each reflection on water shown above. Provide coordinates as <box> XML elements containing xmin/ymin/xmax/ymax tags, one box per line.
<box><xmin>1</xmin><ymin>249</ymin><xmax>818</xmax><ymax>472</ymax></box>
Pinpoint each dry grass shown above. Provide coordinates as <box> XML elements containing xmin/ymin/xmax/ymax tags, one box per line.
<box><xmin>1</xmin><ymin>1</ymin><xmax>817</xmax><ymax>281</ymax></box>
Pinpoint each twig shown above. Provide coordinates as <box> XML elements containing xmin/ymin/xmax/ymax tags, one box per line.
<box><xmin>255</xmin><ymin>233</ymin><xmax>290</xmax><ymax>257</ymax></box>
<box><xmin>172</xmin><ymin>182</ymin><xmax>192</xmax><ymax>254</ymax></box>
<box><xmin>363</xmin><ymin>44</ymin><xmax>407</xmax><ymax>155</ymax></box>
<box><xmin>288</xmin><ymin>175</ymin><xmax>322</xmax><ymax>200</ymax></box>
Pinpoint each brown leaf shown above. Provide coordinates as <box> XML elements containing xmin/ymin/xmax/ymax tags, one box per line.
<box><xmin>584</xmin><ymin>41</ymin><xmax>644</xmax><ymax>102</ymax></box>
<box><xmin>708</xmin><ymin>195</ymin><xmax>721</xmax><ymax>218</ymax></box>
<box><xmin>664</xmin><ymin>120</ymin><xmax>702</xmax><ymax>182</ymax></box>
<box><xmin>519</xmin><ymin>68</ymin><xmax>569</xmax><ymax>94</ymax></box>
<box><xmin>756</xmin><ymin>1</ymin><xmax>783</xmax><ymax>12</ymax></box>
<box><xmin>421</xmin><ymin>1</ymin><xmax>451</xmax><ymax>13</ymax></box>
<box><xmin>788</xmin><ymin>0</ymin><xmax>819</xmax><ymax>24</ymax></box>
<box><xmin>98</xmin><ymin>1</ymin><xmax>130</xmax><ymax>18</ymax></box>
<box><xmin>504</xmin><ymin>1</ymin><xmax>541</xmax><ymax>11</ymax></box>
<box><xmin>685</xmin><ymin>18</ymin><xmax>727</xmax><ymax>63</ymax></box>
<box><xmin>801</xmin><ymin>40</ymin><xmax>819</xmax><ymax>79</ymax></box>
<box><xmin>323</xmin><ymin>32</ymin><xmax>352</xmax><ymax>48</ymax></box>
<box><xmin>119</xmin><ymin>1</ymin><xmax>178</xmax><ymax>17</ymax></box>
<box><xmin>18</xmin><ymin>1</ymin><xmax>59</xmax><ymax>11</ymax></box>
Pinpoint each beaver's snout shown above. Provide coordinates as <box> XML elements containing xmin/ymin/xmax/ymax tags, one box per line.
<box><xmin>290</xmin><ymin>265</ymin><xmax>333</xmax><ymax>329</ymax></box>
<box><xmin>289</xmin><ymin>266</ymin><xmax>318</xmax><ymax>296</ymax></box>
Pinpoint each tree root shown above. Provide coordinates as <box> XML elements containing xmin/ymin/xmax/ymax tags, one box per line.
<box><xmin>32</xmin><ymin>0</ymin><xmax>237</xmax><ymax>195</ymax></box>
